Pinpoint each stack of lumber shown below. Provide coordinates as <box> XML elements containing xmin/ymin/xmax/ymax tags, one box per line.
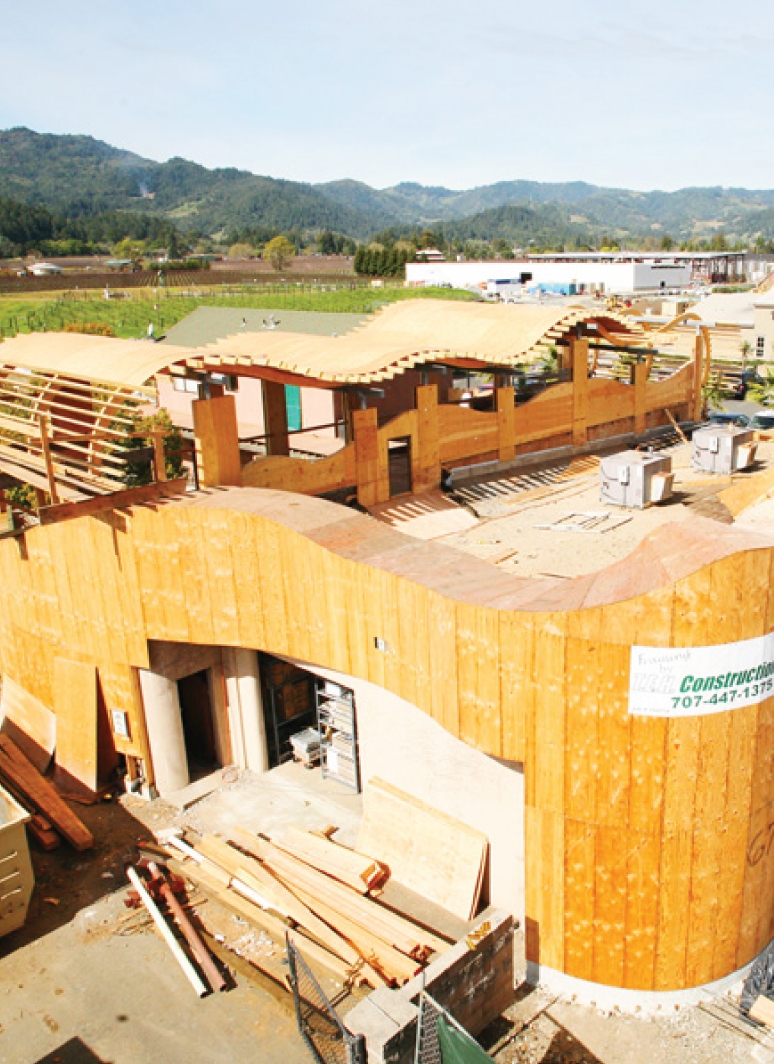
<box><xmin>0</xmin><ymin>734</ymin><xmax>93</xmax><ymax>851</ymax></box>
<box><xmin>164</xmin><ymin>825</ymin><xmax>451</xmax><ymax>989</ymax></box>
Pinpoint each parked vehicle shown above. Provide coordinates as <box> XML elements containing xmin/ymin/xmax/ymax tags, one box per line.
<box><xmin>707</xmin><ymin>411</ymin><xmax>747</xmax><ymax>426</ymax></box>
<box><xmin>737</xmin><ymin>411</ymin><xmax>774</xmax><ymax>432</ymax></box>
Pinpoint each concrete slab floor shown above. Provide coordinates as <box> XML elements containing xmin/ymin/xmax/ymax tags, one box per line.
<box><xmin>0</xmin><ymin>889</ymin><xmax>303</xmax><ymax>1064</ymax></box>
<box><xmin>0</xmin><ymin>762</ymin><xmax>365</xmax><ymax>1064</ymax></box>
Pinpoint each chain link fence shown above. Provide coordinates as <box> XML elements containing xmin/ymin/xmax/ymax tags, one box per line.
<box><xmin>286</xmin><ymin>935</ymin><xmax>366</xmax><ymax>1064</ymax></box>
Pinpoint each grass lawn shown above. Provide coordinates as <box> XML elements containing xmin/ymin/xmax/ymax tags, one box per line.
<box><xmin>0</xmin><ymin>284</ymin><xmax>478</xmax><ymax>341</ymax></box>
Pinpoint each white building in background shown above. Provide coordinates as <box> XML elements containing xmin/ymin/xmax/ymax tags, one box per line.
<box><xmin>406</xmin><ymin>251</ymin><xmax>745</xmax><ymax>297</ymax></box>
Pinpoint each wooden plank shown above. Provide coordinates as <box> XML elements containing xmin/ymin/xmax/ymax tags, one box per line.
<box><xmin>0</xmin><ymin>734</ymin><xmax>93</xmax><ymax>850</ymax></box>
<box><xmin>0</xmin><ymin>675</ymin><xmax>56</xmax><ymax>774</ymax></box>
<box><xmin>272</xmin><ymin>826</ymin><xmax>388</xmax><ymax>894</ymax></box>
<box><xmin>750</xmin><ymin>995</ymin><xmax>774</xmax><ymax>1027</ymax></box>
<box><xmin>38</xmin><ymin>477</ymin><xmax>188</xmax><ymax>526</ymax></box>
<box><xmin>53</xmin><ymin>658</ymin><xmax>99</xmax><ymax>795</ymax></box>
<box><xmin>191</xmin><ymin>834</ymin><xmax>374</xmax><ymax>975</ymax></box>
<box><xmin>496</xmin><ymin>387</ymin><xmax>515</xmax><ymax>462</ymax></box>
<box><xmin>27</xmin><ymin>812</ymin><xmax>61</xmax><ymax>850</ymax></box>
<box><xmin>231</xmin><ymin>826</ymin><xmax>450</xmax><ymax>957</ymax></box>
<box><xmin>356</xmin><ymin>777</ymin><xmax>488</xmax><ymax>922</ymax></box>
<box><xmin>571</xmin><ymin>337</ymin><xmax>589</xmax><ymax>446</ymax></box>
<box><xmin>289</xmin><ymin>880</ymin><xmax>419</xmax><ymax>984</ymax></box>
<box><xmin>191</xmin><ymin>395</ymin><xmax>242</xmax><ymax>486</ymax></box>
<box><xmin>414</xmin><ymin>384</ymin><xmax>440</xmax><ymax>492</ymax></box>
<box><xmin>563</xmin><ymin>818</ymin><xmax>595</xmax><ymax>980</ymax></box>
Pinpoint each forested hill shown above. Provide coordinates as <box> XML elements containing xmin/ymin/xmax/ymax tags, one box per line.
<box><xmin>0</xmin><ymin>128</ymin><xmax>378</xmax><ymax>239</ymax></box>
<box><xmin>4</xmin><ymin>126</ymin><xmax>774</xmax><ymax>247</ymax></box>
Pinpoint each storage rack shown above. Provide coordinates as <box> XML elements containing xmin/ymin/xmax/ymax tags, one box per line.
<box><xmin>315</xmin><ymin>681</ymin><xmax>360</xmax><ymax>792</ymax></box>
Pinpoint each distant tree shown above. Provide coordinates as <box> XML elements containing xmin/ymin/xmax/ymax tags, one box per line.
<box><xmin>418</xmin><ymin>228</ymin><xmax>443</xmax><ymax>250</ymax></box>
<box><xmin>318</xmin><ymin>230</ymin><xmax>336</xmax><ymax>255</ymax></box>
<box><xmin>710</xmin><ymin>232</ymin><xmax>728</xmax><ymax>252</ymax></box>
<box><xmin>660</xmin><ymin>234</ymin><xmax>675</xmax><ymax>251</ymax></box>
<box><xmin>228</xmin><ymin>242</ymin><xmax>255</xmax><ymax>259</ymax></box>
<box><xmin>354</xmin><ymin>246</ymin><xmax>367</xmax><ymax>274</ymax></box>
<box><xmin>113</xmin><ymin>237</ymin><xmax>146</xmax><ymax>263</ymax></box>
<box><xmin>263</xmin><ymin>234</ymin><xmax>295</xmax><ymax>271</ymax></box>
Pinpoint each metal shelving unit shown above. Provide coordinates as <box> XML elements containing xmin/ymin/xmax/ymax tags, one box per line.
<box><xmin>315</xmin><ymin>680</ymin><xmax>360</xmax><ymax>792</ymax></box>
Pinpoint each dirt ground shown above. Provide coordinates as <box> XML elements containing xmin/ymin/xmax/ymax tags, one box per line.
<box><xmin>2</xmin><ymin>778</ymin><xmax>773</xmax><ymax>1064</ymax></box>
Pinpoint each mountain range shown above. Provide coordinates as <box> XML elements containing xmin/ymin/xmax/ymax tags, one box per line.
<box><xmin>3</xmin><ymin>127</ymin><xmax>774</xmax><ymax>247</ymax></box>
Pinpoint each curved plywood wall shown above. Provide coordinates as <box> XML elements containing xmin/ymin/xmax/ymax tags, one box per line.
<box><xmin>1</xmin><ymin>487</ymin><xmax>773</xmax><ymax>991</ymax></box>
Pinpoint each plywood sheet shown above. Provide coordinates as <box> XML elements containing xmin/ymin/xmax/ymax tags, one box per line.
<box><xmin>53</xmin><ymin>658</ymin><xmax>99</xmax><ymax>794</ymax></box>
<box><xmin>0</xmin><ymin>675</ymin><xmax>56</xmax><ymax>774</ymax></box>
<box><xmin>357</xmin><ymin>777</ymin><xmax>488</xmax><ymax>921</ymax></box>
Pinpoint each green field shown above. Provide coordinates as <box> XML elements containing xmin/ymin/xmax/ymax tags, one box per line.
<box><xmin>0</xmin><ymin>284</ymin><xmax>477</xmax><ymax>341</ymax></box>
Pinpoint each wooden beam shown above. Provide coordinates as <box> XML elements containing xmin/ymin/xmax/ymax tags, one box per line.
<box><xmin>0</xmin><ymin>734</ymin><xmax>94</xmax><ymax>850</ymax></box>
<box><xmin>571</xmin><ymin>336</ymin><xmax>589</xmax><ymax>448</ymax></box>
<box><xmin>496</xmin><ymin>386</ymin><xmax>515</xmax><ymax>462</ymax></box>
<box><xmin>152</xmin><ymin>430</ymin><xmax>168</xmax><ymax>483</ymax></box>
<box><xmin>38</xmin><ymin>477</ymin><xmax>188</xmax><ymax>526</ymax></box>
<box><xmin>192</xmin><ymin>395</ymin><xmax>242</xmax><ymax>487</ymax></box>
<box><xmin>262</xmin><ymin>381</ymin><xmax>290</xmax><ymax>457</ymax></box>
<box><xmin>38</xmin><ymin>415</ymin><xmax>60</xmax><ymax>505</ymax></box>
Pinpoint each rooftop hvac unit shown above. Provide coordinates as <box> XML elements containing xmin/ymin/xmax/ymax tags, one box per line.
<box><xmin>692</xmin><ymin>425</ymin><xmax>756</xmax><ymax>475</ymax></box>
<box><xmin>599</xmin><ymin>450</ymin><xmax>674</xmax><ymax>509</ymax></box>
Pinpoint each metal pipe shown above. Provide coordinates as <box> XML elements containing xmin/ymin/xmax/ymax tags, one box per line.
<box><xmin>126</xmin><ymin>865</ymin><xmax>208</xmax><ymax>997</ymax></box>
<box><xmin>147</xmin><ymin>862</ymin><xmax>226</xmax><ymax>992</ymax></box>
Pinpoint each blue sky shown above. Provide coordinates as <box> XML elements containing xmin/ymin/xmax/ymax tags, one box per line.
<box><xmin>1</xmin><ymin>0</ymin><xmax>772</xmax><ymax>192</ymax></box>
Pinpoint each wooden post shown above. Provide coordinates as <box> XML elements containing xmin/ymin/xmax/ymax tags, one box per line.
<box><xmin>353</xmin><ymin>407</ymin><xmax>379</xmax><ymax>508</ymax></box>
<box><xmin>262</xmin><ymin>380</ymin><xmax>290</xmax><ymax>456</ymax></box>
<box><xmin>633</xmin><ymin>361</ymin><xmax>648</xmax><ymax>435</ymax></box>
<box><xmin>192</xmin><ymin>395</ymin><xmax>242</xmax><ymax>489</ymax></box>
<box><xmin>38</xmin><ymin>415</ymin><xmax>60</xmax><ymax>505</ymax></box>
<box><xmin>570</xmin><ymin>336</ymin><xmax>589</xmax><ymax>448</ymax></box>
<box><xmin>151</xmin><ymin>429</ymin><xmax>167</xmax><ymax>482</ymax></box>
<box><xmin>497</xmin><ymin>386</ymin><xmax>515</xmax><ymax>462</ymax></box>
<box><xmin>691</xmin><ymin>329</ymin><xmax>704</xmax><ymax>421</ymax></box>
<box><xmin>414</xmin><ymin>384</ymin><xmax>440</xmax><ymax>493</ymax></box>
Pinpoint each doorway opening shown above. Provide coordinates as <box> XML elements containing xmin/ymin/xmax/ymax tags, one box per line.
<box><xmin>259</xmin><ymin>654</ymin><xmax>317</xmax><ymax>768</ymax></box>
<box><xmin>177</xmin><ymin>670</ymin><xmax>219</xmax><ymax>781</ymax></box>
<box><xmin>388</xmin><ymin>435</ymin><xmax>412</xmax><ymax>497</ymax></box>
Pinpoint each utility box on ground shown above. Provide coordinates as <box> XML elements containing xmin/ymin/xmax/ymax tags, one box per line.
<box><xmin>692</xmin><ymin>425</ymin><xmax>757</xmax><ymax>475</ymax></box>
<box><xmin>600</xmin><ymin>450</ymin><xmax>674</xmax><ymax>509</ymax></box>
<box><xmin>0</xmin><ymin>784</ymin><xmax>33</xmax><ymax>937</ymax></box>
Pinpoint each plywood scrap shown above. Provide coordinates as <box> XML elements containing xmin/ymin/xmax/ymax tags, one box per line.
<box><xmin>0</xmin><ymin>676</ymin><xmax>56</xmax><ymax>775</ymax></box>
<box><xmin>0</xmin><ymin>734</ymin><xmax>93</xmax><ymax>850</ymax></box>
<box><xmin>357</xmin><ymin>778</ymin><xmax>488</xmax><ymax>921</ymax></box>
<box><xmin>271</xmin><ymin>825</ymin><xmax>389</xmax><ymax>894</ymax></box>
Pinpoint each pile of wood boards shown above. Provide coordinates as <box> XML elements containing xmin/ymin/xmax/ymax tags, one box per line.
<box><xmin>0</xmin><ymin>734</ymin><xmax>93</xmax><ymax>851</ymax></box>
<box><xmin>163</xmin><ymin>825</ymin><xmax>452</xmax><ymax>989</ymax></box>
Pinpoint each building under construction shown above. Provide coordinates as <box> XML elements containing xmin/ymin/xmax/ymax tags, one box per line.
<box><xmin>0</xmin><ymin>298</ymin><xmax>773</xmax><ymax>1003</ymax></box>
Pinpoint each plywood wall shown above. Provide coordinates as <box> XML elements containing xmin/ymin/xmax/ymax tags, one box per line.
<box><xmin>0</xmin><ymin>491</ymin><xmax>771</xmax><ymax>992</ymax></box>
<box><xmin>239</xmin><ymin>366</ymin><xmax>696</xmax><ymax>507</ymax></box>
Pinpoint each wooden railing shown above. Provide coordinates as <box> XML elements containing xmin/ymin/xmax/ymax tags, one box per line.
<box><xmin>241</xmin><ymin>360</ymin><xmax>698</xmax><ymax>507</ymax></box>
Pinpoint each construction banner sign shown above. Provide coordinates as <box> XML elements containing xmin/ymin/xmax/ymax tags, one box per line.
<box><xmin>629</xmin><ymin>633</ymin><xmax>774</xmax><ymax>717</ymax></box>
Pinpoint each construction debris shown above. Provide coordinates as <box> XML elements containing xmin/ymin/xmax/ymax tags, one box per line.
<box><xmin>157</xmin><ymin>823</ymin><xmax>453</xmax><ymax>991</ymax></box>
